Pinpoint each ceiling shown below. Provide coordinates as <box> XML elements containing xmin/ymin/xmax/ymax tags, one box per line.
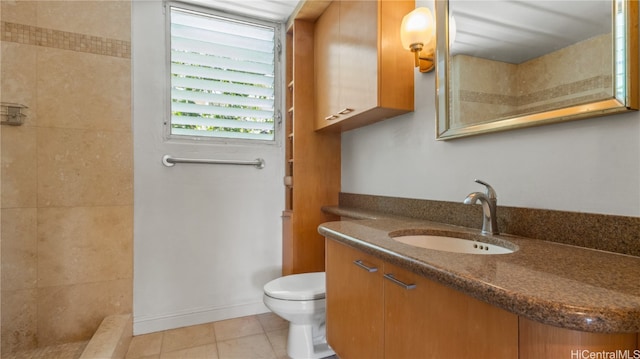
<box><xmin>187</xmin><ymin>0</ymin><xmax>301</xmax><ymax>21</ymax></box>
<box><xmin>187</xmin><ymin>0</ymin><xmax>612</xmax><ymax>64</ymax></box>
<box><xmin>450</xmin><ymin>0</ymin><xmax>612</xmax><ymax>64</ymax></box>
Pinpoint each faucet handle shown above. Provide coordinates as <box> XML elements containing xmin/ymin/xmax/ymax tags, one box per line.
<box><xmin>474</xmin><ymin>179</ymin><xmax>497</xmax><ymax>200</ymax></box>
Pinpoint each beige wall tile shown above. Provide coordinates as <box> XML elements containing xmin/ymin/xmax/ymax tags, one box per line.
<box><xmin>37</xmin><ymin>127</ymin><xmax>133</xmax><ymax>207</ymax></box>
<box><xmin>1</xmin><ymin>126</ymin><xmax>37</xmax><ymax>208</ymax></box>
<box><xmin>37</xmin><ymin>278</ymin><xmax>132</xmax><ymax>347</ymax></box>
<box><xmin>519</xmin><ymin>34</ymin><xmax>610</xmax><ymax>92</ymax></box>
<box><xmin>1</xmin><ymin>288</ymin><xmax>38</xmax><ymax>355</ymax></box>
<box><xmin>0</xmin><ymin>0</ymin><xmax>37</xmax><ymax>26</ymax></box>
<box><xmin>1</xmin><ymin>208</ymin><xmax>37</xmax><ymax>290</ymax></box>
<box><xmin>36</xmin><ymin>1</ymin><xmax>131</xmax><ymax>41</ymax></box>
<box><xmin>37</xmin><ymin>47</ymin><xmax>131</xmax><ymax>131</ymax></box>
<box><xmin>1</xmin><ymin>1</ymin><xmax>134</xmax><ymax>354</ymax></box>
<box><xmin>1</xmin><ymin>42</ymin><xmax>37</xmax><ymax>127</ymax></box>
<box><xmin>37</xmin><ymin>205</ymin><xmax>132</xmax><ymax>287</ymax></box>
<box><xmin>452</xmin><ymin>34</ymin><xmax>612</xmax><ymax>126</ymax></box>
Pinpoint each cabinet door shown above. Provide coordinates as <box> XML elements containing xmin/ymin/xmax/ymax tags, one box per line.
<box><xmin>384</xmin><ymin>262</ymin><xmax>519</xmax><ymax>359</ymax></box>
<box><xmin>519</xmin><ymin>317</ymin><xmax>638</xmax><ymax>359</ymax></box>
<box><xmin>314</xmin><ymin>0</ymin><xmax>341</xmax><ymax>129</ymax></box>
<box><xmin>338</xmin><ymin>0</ymin><xmax>378</xmax><ymax>118</ymax></box>
<box><xmin>326</xmin><ymin>239</ymin><xmax>384</xmax><ymax>359</ymax></box>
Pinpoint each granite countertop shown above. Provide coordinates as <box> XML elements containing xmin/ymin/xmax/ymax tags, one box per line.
<box><xmin>319</xmin><ymin>206</ymin><xmax>640</xmax><ymax>334</ymax></box>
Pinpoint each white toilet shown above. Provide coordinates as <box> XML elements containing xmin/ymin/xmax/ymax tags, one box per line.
<box><xmin>263</xmin><ymin>272</ymin><xmax>335</xmax><ymax>359</ymax></box>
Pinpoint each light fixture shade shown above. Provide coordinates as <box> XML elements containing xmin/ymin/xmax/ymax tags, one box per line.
<box><xmin>449</xmin><ymin>14</ymin><xmax>457</xmax><ymax>46</ymax></box>
<box><xmin>400</xmin><ymin>7</ymin><xmax>434</xmax><ymax>51</ymax></box>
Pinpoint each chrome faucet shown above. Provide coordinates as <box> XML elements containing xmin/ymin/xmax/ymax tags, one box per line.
<box><xmin>463</xmin><ymin>179</ymin><xmax>499</xmax><ymax>235</ymax></box>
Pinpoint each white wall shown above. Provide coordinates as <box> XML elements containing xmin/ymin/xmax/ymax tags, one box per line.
<box><xmin>342</xmin><ymin>3</ymin><xmax>640</xmax><ymax>218</ymax></box>
<box><xmin>132</xmin><ymin>1</ymin><xmax>284</xmax><ymax>334</ymax></box>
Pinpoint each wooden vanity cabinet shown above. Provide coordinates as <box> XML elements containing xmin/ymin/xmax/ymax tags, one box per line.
<box><xmin>519</xmin><ymin>318</ymin><xmax>638</xmax><ymax>358</ymax></box>
<box><xmin>325</xmin><ymin>239</ymin><xmax>384</xmax><ymax>359</ymax></box>
<box><xmin>314</xmin><ymin>0</ymin><xmax>414</xmax><ymax>132</ymax></box>
<box><xmin>326</xmin><ymin>238</ymin><xmax>640</xmax><ymax>358</ymax></box>
<box><xmin>384</xmin><ymin>262</ymin><xmax>518</xmax><ymax>358</ymax></box>
<box><xmin>325</xmin><ymin>239</ymin><xmax>518</xmax><ymax>359</ymax></box>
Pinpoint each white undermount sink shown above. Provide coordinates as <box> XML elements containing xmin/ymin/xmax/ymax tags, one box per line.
<box><xmin>391</xmin><ymin>233</ymin><xmax>516</xmax><ymax>255</ymax></box>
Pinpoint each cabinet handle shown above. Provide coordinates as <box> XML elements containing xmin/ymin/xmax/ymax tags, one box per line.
<box><xmin>353</xmin><ymin>260</ymin><xmax>378</xmax><ymax>272</ymax></box>
<box><xmin>384</xmin><ymin>273</ymin><xmax>416</xmax><ymax>290</ymax></box>
<box><xmin>324</xmin><ymin>114</ymin><xmax>339</xmax><ymax>121</ymax></box>
<box><xmin>338</xmin><ymin>108</ymin><xmax>354</xmax><ymax>115</ymax></box>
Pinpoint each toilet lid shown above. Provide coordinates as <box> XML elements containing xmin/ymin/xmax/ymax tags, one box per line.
<box><xmin>264</xmin><ymin>272</ymin><xmax>326</xmax><ymax>301</ymax></box>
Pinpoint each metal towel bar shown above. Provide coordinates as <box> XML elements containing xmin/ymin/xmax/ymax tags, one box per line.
<box><xmin>162</xmin><ymin>155</ymin><xmax>265</xmax><ymax>169</ymax></box>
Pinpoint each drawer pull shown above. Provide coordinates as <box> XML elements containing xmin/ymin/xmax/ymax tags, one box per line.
<box><xmin>324</xmin><ymin>114</ymin><xmax>339</xmax><ymax>121</ymax></box>
<box><xmin>384</xmin><ymin>273</ymin><xmax>416</xmax><ymax>290</ymax></box>
<box><xmin>353</xmin><ymin>260</ymin><xmax>378</xmax><ymax>272</ymax></box>
<box><xmin>338</xmin><ymin>108</ymin><xmax>354</xmax><ymax>115</ymax></box>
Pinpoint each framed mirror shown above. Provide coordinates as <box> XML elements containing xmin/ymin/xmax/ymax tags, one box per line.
<box><xmin>435</xmin><ymin>0</ymin><xmax>638</xmax><ymax>140</ymax></box>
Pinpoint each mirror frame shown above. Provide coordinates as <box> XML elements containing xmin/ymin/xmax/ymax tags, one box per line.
<box><xmin>435</xmin><ymin>0</ymin><xmax>638</xmax><ymax>140</ymax></box>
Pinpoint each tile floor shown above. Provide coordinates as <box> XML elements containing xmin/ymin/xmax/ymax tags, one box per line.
<box><xmin>125</xmin><ymin>313</ymin><xmax>289</xmax><ymax>359</ymax></box>
<box><xmin>4</xmin><ymin>312</ymin><xmax>339</xmax><ymax>359</ymax></box>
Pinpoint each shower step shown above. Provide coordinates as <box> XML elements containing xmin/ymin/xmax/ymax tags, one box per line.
<box><xmin>79</xmin><ymin>314</ymin><xmax>132</xmax><ymax>359</ymax></box>
<box><xmin>2</xmin><ymin>341</ymin><xmax>88</xmax><ymax>359</ymax></box>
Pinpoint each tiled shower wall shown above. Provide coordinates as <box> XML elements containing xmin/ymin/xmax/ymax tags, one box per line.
<box><xmin>450</xmin><ymin>34</ymin><xmax>611</xmax><ymax>127</ymax></box>
<box><xmin>0</xmin><ymin>1</ymin><xmax>132</xmax><ymax>354</ymax></box>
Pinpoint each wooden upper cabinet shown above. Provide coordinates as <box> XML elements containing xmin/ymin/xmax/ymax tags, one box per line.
<box><xmin>314</xmin><ymin>0</ymin><xmax>415</xmax><ymax>132</ymax></box>
<box><xmin>336</xmin><ymin>1</ymin><xmax>377</xmax><ymax>119</ymax></box>
<box><xmin>314</xmin><ymin>1</ymin><xmax>341</xmax><ymax>124</ymax></box>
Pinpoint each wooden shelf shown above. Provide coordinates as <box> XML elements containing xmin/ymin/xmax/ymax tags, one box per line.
<box><xmin>281</xmin><ymin>16</ymin><xmax>340</xmax><ymax>275</ymax></box>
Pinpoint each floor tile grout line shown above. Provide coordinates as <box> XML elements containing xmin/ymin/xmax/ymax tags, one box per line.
<box><xmin>158</xmin><ymin>330</ymin><xmax>165</xmax><ymax>356</ymax></box>
<box><xmin>264</xmin><ymin>332</ymin><xmax>280</xmax><ymax>359</ymax></box>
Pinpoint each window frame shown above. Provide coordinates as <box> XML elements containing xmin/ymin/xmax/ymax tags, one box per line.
<box><xmin>164</xmin><ymin>1</ymin><xmax>283</xmax><ymax>146</ymax></box>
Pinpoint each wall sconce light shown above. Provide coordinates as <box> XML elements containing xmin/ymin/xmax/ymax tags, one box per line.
<box><xmin>401</xmin><ymin>7</ymin><xmax>435</xmax><ymax>73</ymax></box>
<box><xmin>401</xmin><ymin>8</ymin><xmax>457</xmax><ymax>73</ymax></box>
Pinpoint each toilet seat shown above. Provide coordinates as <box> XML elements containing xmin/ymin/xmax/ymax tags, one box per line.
<box><xmin>264</xmin><ymin>272</ymin><xmax>325</xmax><ymax>301</ymax></box>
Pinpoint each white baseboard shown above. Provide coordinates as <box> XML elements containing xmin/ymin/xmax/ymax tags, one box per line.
<box><xmin>133</xmin><ymin>301</ymin><xmax>270</xmax><ymax>335</ymax></box>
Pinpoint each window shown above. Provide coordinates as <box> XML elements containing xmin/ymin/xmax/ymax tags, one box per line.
<box><xmin>169</xmin><ymin>6</ymin><xmax>278</xmax><ymax>141</ymax></box>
